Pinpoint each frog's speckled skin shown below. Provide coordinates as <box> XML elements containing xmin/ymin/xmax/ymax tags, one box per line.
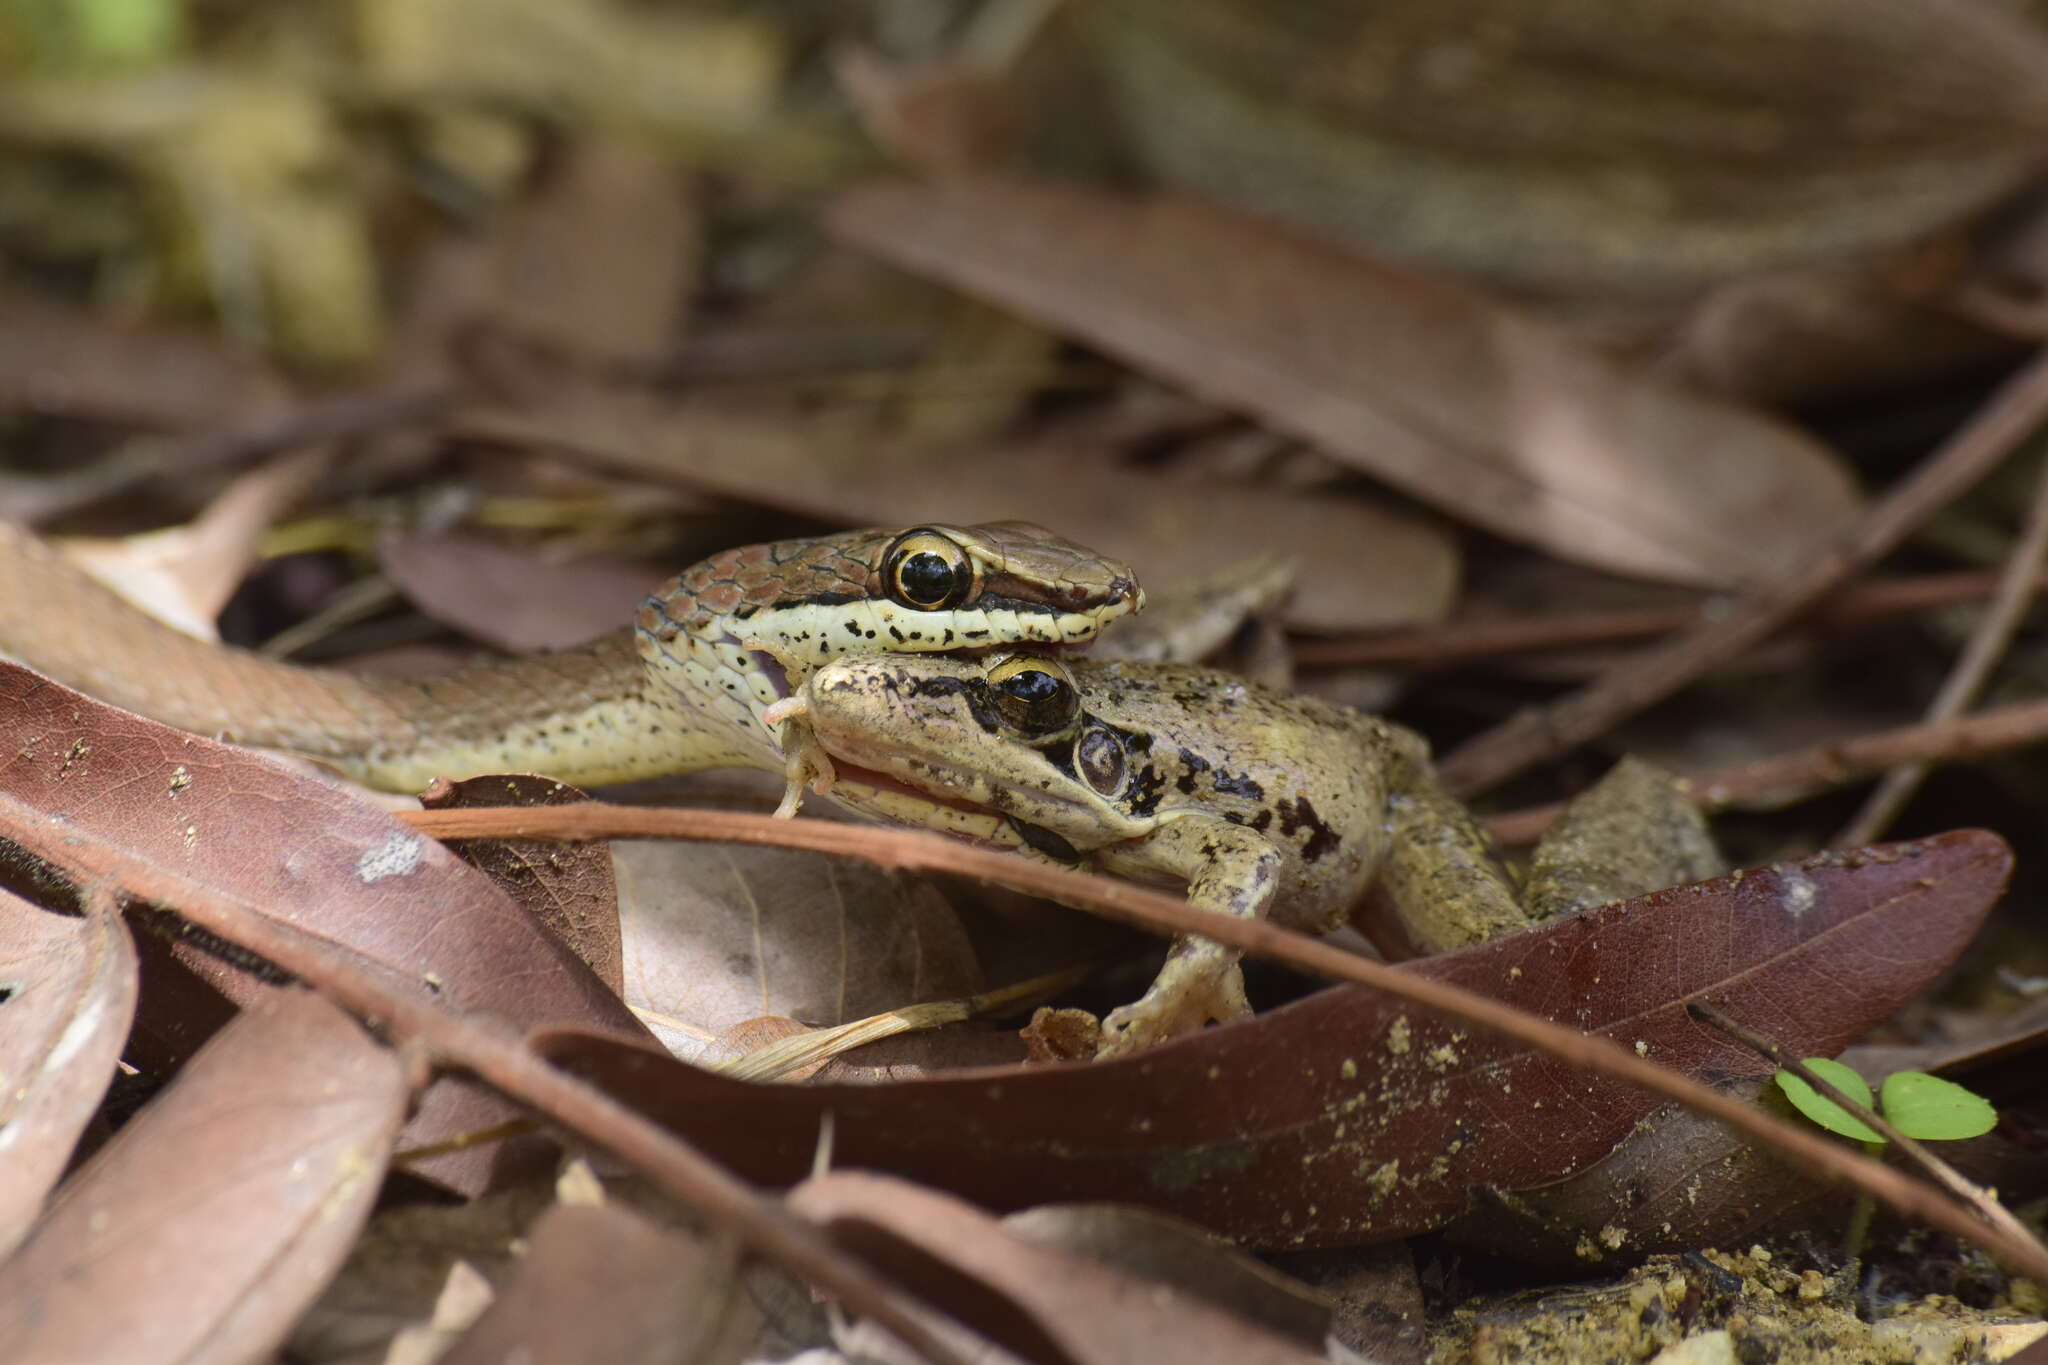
<box><xmin>799</xmin><ymin>653</ymin><xmax>1642</xmax><ymax>1055</ymax></box>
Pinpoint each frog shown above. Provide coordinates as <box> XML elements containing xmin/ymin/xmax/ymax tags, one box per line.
<box><xmin>767</xmin><ymin>651</ymin><xmax>1723</xmax><ymax>1058</ymax></box>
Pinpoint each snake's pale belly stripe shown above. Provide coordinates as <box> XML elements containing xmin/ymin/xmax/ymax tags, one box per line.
<box><xmin>0</xmin><ymin>520</ymin><xmax>1138</xmax><ymax>796</ymax></box>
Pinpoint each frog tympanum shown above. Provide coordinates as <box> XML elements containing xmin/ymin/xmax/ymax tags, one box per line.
<box><xmin>782</xmin><ymin>653</ymin><xmax>1723</xmax><ymax>1058</ymax></box>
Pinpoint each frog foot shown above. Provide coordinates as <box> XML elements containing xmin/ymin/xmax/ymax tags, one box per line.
<box><xmin>1094</xmin><ymin>961</ymin><xmax>1251</xmax><ymax>1059</ymax></box>
<box><xmin>758</xmin><ymin>694</ymin><xmax>837</xmax><ymax>819</ymax></box>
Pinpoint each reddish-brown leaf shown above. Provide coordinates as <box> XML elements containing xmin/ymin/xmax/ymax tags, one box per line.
<box><xmin>0</xmin><ymin>989</ymin><xmax>405</xmax><ymax>1364</ymax></box>
<box><xmin>0</xmin><ymin>893</ymin><xmax>137</xmax><ymax>1259</ymax></box>
<box><xmin>824</xmin><ymin>177</ymin><xmax>1865</xmax><ymax>589</ymax></box>
<box><xmin>0</xmin><ymin>661</ymin><xmax>650</xmax><ymax>1194</ymax></box>
<box><xmin>537</xmin><ymin>833</ymin><xmax>2007</xmax><ymax>1249</ymax></box>
<box><xmin>423</xmin><ymin>773</ymin><xmax>624</xmax><ymax>995</ymax></box>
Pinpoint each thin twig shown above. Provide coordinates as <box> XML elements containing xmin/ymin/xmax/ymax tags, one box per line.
<box><xmin>1836</xmin><ymin>442</ymin><xmax>2048</xmax><ymax>846</ymax></box>
<box><xmin>1485</xmin><ymin>694</ymin><xmax>2048</xmax><ymax>846</ymax></box>
<box><xmin>1688</xmin><ymin>1003</ymin><xmax>2033</xmax><ymax>1249</ymax></box>
<box><xmin>389</xmin><ymin>801</ymin><xmax>2048</xmax><ymax>1285</ymax></box>
<box><xmin>1438</xmin><ymin>349</ymin><xmax>2048</xmax><ymax>797</ymax></box>
<box><xmin>1293</xmin><ymin>569</ymin><xmax>2044</xmax><ymax>670</ymax></box>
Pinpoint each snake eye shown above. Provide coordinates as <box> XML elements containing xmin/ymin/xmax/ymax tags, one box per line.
<box><xmin>883</xmin><ymin>529</ymin><xmax>972</xmax><ymax>611</ymax></box>
<box><xmin>987</xmin><ymin>655</ymin><xmax>1079</xmax><ymax>734</ymax></box>
<box><xmin>1075</xmin><ymin>726</ymin><xmax>1127</xmax><ymax>796</ymax></box>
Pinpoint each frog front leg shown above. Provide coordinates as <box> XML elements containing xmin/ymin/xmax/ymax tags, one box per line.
<box><xmin>1094</xmin><ymin>814</ymin><xmax>1284</xmax><ymax>1058</ymax></box>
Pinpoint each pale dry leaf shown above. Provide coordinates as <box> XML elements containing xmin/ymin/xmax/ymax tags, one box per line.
<box><xmin>59</xmin><ymin>446</ymin><xmax>330</xmax><ymax>637</ymax></box>
<box><xmin>0</xmin><ymin>892</ymin><xmax>138</xmax><ymax>1260</ymax></box>
<box><xmin>614</xmin><ymin>836</ymin><xmax>980</xmax><ymax>1064</ymax></box>
<box><xmin>824</xmin><ymin>177</ymin><xmax>1866</xmax><ymax>589</ymax></box>
<box><xmin>0</xmin><ymin>989</ymin><xmax>407</xmax><ymax>1365</ymax></box>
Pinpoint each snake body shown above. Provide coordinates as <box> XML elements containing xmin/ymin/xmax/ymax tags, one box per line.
<box><xmin>0</xmin><ymin>520</ymin><xmax>1141</xmax><ymax>794</ymax></box>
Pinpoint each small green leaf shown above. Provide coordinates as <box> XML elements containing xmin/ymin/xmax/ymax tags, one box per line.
<box><xmin>1776</xmin><ymin>1058</ymin><xmax>1882</xmax><ymax>1142</ymax></box>
<box><xmin>1879</xmin><ymin>1071</ymin><xmax>1997</xmax><ymax>1141</ymax></box>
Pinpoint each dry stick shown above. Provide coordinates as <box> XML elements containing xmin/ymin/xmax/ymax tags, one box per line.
<box><xmin>1293</xmin><ymin>569</ymin><xmax>2039</xmax><ymax>670</ymax></box>
<box><xmin>393</xmin><ymin>802</ymin><xmax>2048</xmax><ymax>1285</ymax></box>
<box><xmin>0</xmin><ymin>805</ymin><xmax>975</xmax><ymax>1365</ymax></box>
<box><xmin>1688</xmin><ymin>1002</ymin><xmax>2034</xmax><ymax>1251</ymax></box>
<box><xmin>1836</xmin><ymin>446</ymin><xmax>2048</xmax><ymax>847</ymax></box>
<box><xmin>1485</xmin><ymin>694</ymin><xmax>2048</xmax><ymax>847</ymax></box>
<box><xmin>1437</xmin><ymin>348</ymin><xmax>2048</xmax><ymax>797</ymax></box>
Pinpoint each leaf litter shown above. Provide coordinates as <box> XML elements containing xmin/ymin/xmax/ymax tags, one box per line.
<box><xmin>3</xmin><ymin>1</ymin><xmax>2048</xmax><ymax>1357</ymax></box>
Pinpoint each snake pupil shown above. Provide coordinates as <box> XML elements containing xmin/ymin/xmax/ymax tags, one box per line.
<box><xmin>899</xmin><ymin>551</ymin><xmax>957</xmax><ymax>607</ymax></box>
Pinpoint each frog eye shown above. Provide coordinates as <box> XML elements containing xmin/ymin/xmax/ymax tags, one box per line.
<box><xmin>1074</xmin><ymin>726</ymin><xmax>1127</xmax><ymax>796</ymax></box>
<box><xmin>987</xmin><ymin>655</ymin><xmax>1079</xmax><ymax>734</ymax></box>
<box><xmin>883</xmin><ymin>529</ymin><xmax>973</xmax><ymax>611</ymax></box>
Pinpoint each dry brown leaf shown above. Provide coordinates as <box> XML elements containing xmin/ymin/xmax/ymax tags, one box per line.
<box><xmin>376</xmin><ymin>530</ymin><xmax>663</xmax><ymax>653</ymax></box>
<box><xmin>0</xmin><ymin>291</ymin><xmax>288</xmax><ymax>429</ymax></box>
<box><xmin>0</xmin><ymin>893</ymin><xmax>137</xmax><ymax>1260</ymax></box>
<box><xmin>439</xmin><ymin>1203</ymin><xmax>757</xmax><ymax>1365</ymax></box>
<box><xmin>792</xmin><ymin>1172</ymin><xmax>1329</xmax><ymax>1364</ymax></box>
<box><xmin>459</xmin><ymin>394</ymin><xmax>1458</xmax><ymax>631</ymax></box>
<box><xmin>824</xmin><ymin>176</ymin><xmax>1866</xmax><ymax>589</ymax></box>
<box><xmin>0</xmin><ymin>989</ymin><xmax>406</xmax><ymax>1364</ymax></box>
<box><xmin>484</xmin><ymin>136</ymin><xmax>697</xmax><ymax>364</ymax></box>
<box><xmin>614</xmin><ymin>836</ymin><xmax>980</xmax><ymax>1063</ymax></box>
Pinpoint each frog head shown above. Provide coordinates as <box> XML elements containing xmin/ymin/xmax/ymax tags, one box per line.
<box><xmin>796</xmin><ymin>652</ymin><xmax>1163</xmax><ymax>858</ymax></box>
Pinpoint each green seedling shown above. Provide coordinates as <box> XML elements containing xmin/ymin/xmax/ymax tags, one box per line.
<box><xmin>1775</xmin><ymin>1059</ymin><xmax>1999</xmax><ymax>1263</ymax></box>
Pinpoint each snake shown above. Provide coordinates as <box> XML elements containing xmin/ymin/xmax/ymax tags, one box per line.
<box><xmin>0</xmin><ymin>520</ymin><xmax>1142</xmax><ymax>805</ymax></box>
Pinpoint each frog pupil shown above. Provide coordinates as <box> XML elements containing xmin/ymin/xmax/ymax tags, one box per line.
<box><xmin>998</xmin><ymin>669</ymin><xmax>1058</xmax><ymax>704</ymax></box>
<box><xmin>899</xmin><ymin>551</ymin><xmax>956</xmax><ymax>606</ymax></box>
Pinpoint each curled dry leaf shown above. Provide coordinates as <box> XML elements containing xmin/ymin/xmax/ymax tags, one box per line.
<box><xmin>790</xmin><ymin>1171</ymin><xmax>1327</xmax><ymax>1364</ymax></box>
<box><xmin>1003</xmin><ymin>1204</ymin><xmax>1331</xmax><ymax>1348</ymax></box>
<box><xmin>459</xmin><ymin>395</ymin><xmax>1457</xmax><ymax>631</ymax></box>
<box><xmin>537</xmin><ymin>833</ymin><xmax>2007</xmax><ymax>1250</ymax></box>
<box><xmin>0</xmin><ymin>660</ymin><xmax>649</xmax><ymax>1195</ymax></box>
<box><xmin>615</xmin><ymin>835</ymin><xmax>980</xmax><ymax>1064</ymax></box>
<box><xmin>1070</xmin><ymin>0</ymin><xmax>2048</xmax><ymax>291</ymax></box>
<box><xmin>0</xmin><ymin>892</ymin><xmax>138</xmax><ymax>1260</ymax></box>
<box><xmin>439</xmin><ymin>1203</ymin><xmax>757</xmax><ymax>1365</ymax></box>
<box><xmin>824</xmin><ymin>177</ymin><xmax>1865</xmax><ymax>589</ymax></box>
<box><xmin>0</xmin><ymin>989</ymin><xmax>405</xmax><ymax>1365</ymax></box>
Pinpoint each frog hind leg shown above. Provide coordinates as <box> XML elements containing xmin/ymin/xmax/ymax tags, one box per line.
<box><xmin>1095</xmin><ymin>816</ymin><xmax>1279</xmax><ymax>1058</ymax></box>
<box><xmin>1366</xmin><ymin>751</ymin><xmax>1531</xmax><ymax>956</ymax></box>
<box><xmin>1522</xmin><ymin>756</ymin><xmax>1724</xmax><ymax>919</ymax></box>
